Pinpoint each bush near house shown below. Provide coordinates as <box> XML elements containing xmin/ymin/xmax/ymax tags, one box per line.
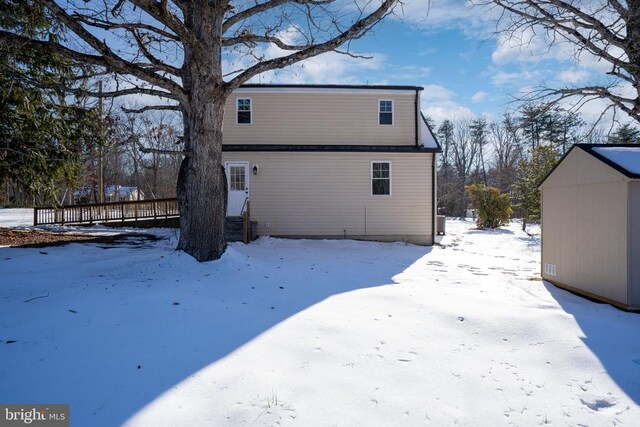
<box><xmin>465</xmin><ymin>184</ymin><xmax>513</xmax><ymax>229</ymax></box>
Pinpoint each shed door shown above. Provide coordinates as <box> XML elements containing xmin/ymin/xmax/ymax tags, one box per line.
<box><xmin>225</xmin><ymin>161</ymin><xmax>249</xmax><ymax>216</ymax></box>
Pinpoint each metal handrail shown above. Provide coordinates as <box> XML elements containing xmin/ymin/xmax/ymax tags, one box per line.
<box><xmin>240</xmin><ymin>197</ymin><xmax>249</xmax><ymax>216</ymax></box>
<box><xmin>240</xmin><ymin>197</ymin><xmax>251</xmax><ymax>244</ymax></box>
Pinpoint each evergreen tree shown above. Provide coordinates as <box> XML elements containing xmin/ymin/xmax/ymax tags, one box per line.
<box><xmin>470</xmin><ymin>118</ymin><xmax>489</xmax><ymax>185</ymax></box>
<box><xmin>608</xmin><ymin>123</ymin><xmax>640</xmax><ymax>144</ymax></box>
<box><xmin>519</xmin><ymin>103</ymin><xmax>547</xmax><ymax>149</ymax></box>
<box><xmin>437</xmin><ymin>120</ymin><xmax>455</xmax><ymax>215</ymax></box>
<box><xmin>514</xmin><ymin>144</ymin><xmax>558</xmax><ymax>231</ymax></box>
<box><xmin>0</xmin><ymin>0</ymin><xmax>102</xmax><ymax>205</ymax></box>
<box><xmin>465</xmin><ymin>184</ymin><xmax>513</xmax><ymax>229</ymax></box>
<box><xmin>543</xmin><ymin>108</ymin><xmax>584</xmax><ymax>155</ymax></box>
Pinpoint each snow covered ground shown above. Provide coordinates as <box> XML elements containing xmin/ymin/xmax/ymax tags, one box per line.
<box><xmin>0</xmin><ymin>208</ymin><xmax>33</xmax><ymax>227</ymax></box>
<box><xmin>0</xmin><ymin>209</ymin><xmax>638</xmax><ymax>426</ymax></box>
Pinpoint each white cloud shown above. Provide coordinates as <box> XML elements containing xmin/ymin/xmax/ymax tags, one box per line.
<box><xmin>424</xmin><ymin>103</ymin><xmax>476</xmax><ymax>123</ymax></box>
<box><xmin>420</xmin><ymin>84</ymin><xmax>475</xmax><ymax>123</ymax></box>
<box><xmin>421</xmin><ymin>84</ymin><xmax>456</xmax><ymax>101</ymax></box>
<box><xmin>489</xmin><ymin>68</ymin><xmax>541</xmax><ymax>86</ymax></box>
<box><xmin>247</xmin><ymin>51</ymin><xmax>385</xmax><ymax>85</ymax></box>
<box><xmin>471</xmin><ymin>91</ymin><xmax>489</xmax><ymax>103</ymax></box>
<box><xmin>556</xmin><ymin>69</ymin><xmax>589</xmax><ymax>84</ymax></box>
<box><xmin>389</xmin><ymin>66</ymin><xmax>431</xmax><ymax>81</ymax></box>
<box><xmin>400</xmin><ymin>0</ymin><xmax>495</xmax><ymax>37</ymax></box>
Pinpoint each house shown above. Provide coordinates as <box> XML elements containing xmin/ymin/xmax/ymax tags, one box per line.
<box><xmin>73</xmin><ymin>185</ymin><xmax>145</xmax><ymax>204</ymax></box>
<box><xmin>221</xmin><ymin>84</ymin><xmax>441</xmax><ymax>245</ymax></box>
<box><xmin>539</xmin><ymin>143</ymin><xmax>640</xmax><ymax>311</ymax></box>
<box><xmin>104</xmin><ymin>185</ymin><xmax>144</xmax><ymax>202</ymax></box>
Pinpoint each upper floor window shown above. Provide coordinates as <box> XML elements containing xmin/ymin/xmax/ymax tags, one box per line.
<box><xmin>371</xmin><ymin>161</ymin><xmax>391</xmax><ymax>196</ymax></box>
<box><xmin>379</xmin><ymin>99</ymin><xmax>393</xmax><ymax>125</ymax></box>
<box><xmin>237</xmin><ymin>98</ymin><xmax>252</xmax><ymax>124</ymax></box>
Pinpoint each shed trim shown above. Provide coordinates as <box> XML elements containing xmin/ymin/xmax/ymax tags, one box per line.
<box><xmin>544</xmin><ymin>278</ymin><xmax>638</xmax><ymax>311</ymax></box>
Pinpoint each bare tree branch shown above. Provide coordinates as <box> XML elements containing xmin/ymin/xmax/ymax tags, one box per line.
<box><xmin>122</xmin><ymin>104</ymin><xmax>181</xmax><ymax>113</ymax></box>
<box><xmin>476</xmin><ymin>0</ymin><xmax>640</xmax><ymax>123</ymax></box>
<box><xmin>41</xmin><ymin>0</ymin><xmax>187</xmax><ymax>103</ymax></box>
<box><xmin>226</xmin><ymin>0</ymin><xmax>397</xmax><ymax>92</ymax></box>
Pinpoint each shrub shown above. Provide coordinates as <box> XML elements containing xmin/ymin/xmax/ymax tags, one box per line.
<box><xmin>465</xmin><ymin>184</ymin><xmax>513</xmax><ymax>229</ymax></box>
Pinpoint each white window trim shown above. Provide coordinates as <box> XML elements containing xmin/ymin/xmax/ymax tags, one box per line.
<box><xmin>371</xmin><ymin>160</ymin><xmax>392</xmax><ymax>197</ymax></box>
<box><xmin>378</xmin><ymin>99</ymin><xmax>394</xmax><ymax>126</ymax></box>
<box><xmin>236</xmin><ymin>97</ymin><xmax>252</xmax><ymax>125</ymax></box>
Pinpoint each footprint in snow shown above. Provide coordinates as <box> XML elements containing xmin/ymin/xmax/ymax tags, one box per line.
<box><xmin>579</xmin><ymin>394</ymin><xmax>616</xmax><ymax>411</ymax></box>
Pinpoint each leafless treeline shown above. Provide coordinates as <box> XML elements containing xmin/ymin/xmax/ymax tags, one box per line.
<box><xmin>434</xmin><ymin>107</ymin><xmax>639</xmax><ymax>217</ymax></box>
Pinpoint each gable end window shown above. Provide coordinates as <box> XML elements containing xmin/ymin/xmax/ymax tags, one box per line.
<box><xmin>371</xmin><ymin>161</ymin><xmax>391</xmax><ymax>196</ymax></box>
<box><xmin>237</xmin><ymin>98</ymin><xmax>252</xmax><ymax>124</ymax></box>
<box><xmin>379</xmin><ymin>99</ymin><xmax>393</xmax><ymax>125</ymax></box>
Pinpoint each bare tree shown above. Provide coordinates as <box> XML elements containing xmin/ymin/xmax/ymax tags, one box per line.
<box><xmin>488</xmin><ymin>114</ymin><xmax>523</xmax><ymax>193</ymax></box>
<box><xmin>0</xmin><ymin>0</ymin><xmax>399</xmax><ymax>261</ymax></box>
<box><xmin>136</xmin><ymin>113</ymin><xmax>183</xmax><ymax>198</ymax></box>
<box><xmin>477</xmin><ymin>0</ymin><xmax>640</xmax><ymax>122</ymax></box>
<box><xmin>451</xmin><ymin>120</ymin><xmax>479</xmax><ymax>216</ymax></box>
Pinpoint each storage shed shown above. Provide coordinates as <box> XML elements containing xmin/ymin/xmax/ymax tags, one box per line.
<box><xmin>539</xmin><ymin>143</ymin><xmax>640</xmax><ymax>311</ymax></box>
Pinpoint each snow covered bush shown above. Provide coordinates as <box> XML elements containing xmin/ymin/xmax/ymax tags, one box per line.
<box><xmin>465</xmin><ymin>184</ymin><xmax>513</xmax><ymax>229</ymax></box>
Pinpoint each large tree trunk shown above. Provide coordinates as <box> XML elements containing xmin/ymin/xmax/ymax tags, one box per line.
<box><xmin>176</xmin><ymin>3</ymin><xmax>228</xmax><ymax>262</ymax></box>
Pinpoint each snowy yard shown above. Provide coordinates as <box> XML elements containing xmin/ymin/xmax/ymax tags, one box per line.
<box><xmin>0</xmin><ymin>209</ymin><xmax>639</xmax><ymax>426</ymax></box>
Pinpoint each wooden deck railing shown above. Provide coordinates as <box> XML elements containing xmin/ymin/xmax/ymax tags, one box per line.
<box><xmin>33</xmin><ymin>198</ymin><xmax>179</xmax><ymax>226</ymax></box>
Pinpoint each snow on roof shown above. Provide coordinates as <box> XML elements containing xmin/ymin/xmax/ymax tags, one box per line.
<box><xmin>104</xmin><ymin>185</ymin><xmax>139</xmax><ymax>196</ymax></box>
<box><xmin>420</xmin><ymin>114</ymin><xmax>439</xmax><ymax>149</ymax></box>
<box><xmin>73</xmin><ymin>185</ymin><xmax>141</xmax><ymax>197</ymax></box>
<box><xmin>592</xmin><ymin>146</ymin><xmax>640</xmax><ymax>175</ymax></box>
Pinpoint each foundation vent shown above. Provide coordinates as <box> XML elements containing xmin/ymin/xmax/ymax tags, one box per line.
<box><xmin>544</xmin><ymin>263</ymin><xmax>557</xmax><ymax>277</ymax></box>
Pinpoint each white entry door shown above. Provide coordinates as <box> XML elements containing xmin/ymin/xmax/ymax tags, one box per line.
<box><xmin>225</xmin><ymin>161</ymin><xmax>249</xmax><ymax>216</ymax></box>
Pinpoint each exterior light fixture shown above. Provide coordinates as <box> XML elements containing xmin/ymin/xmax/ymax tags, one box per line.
<box><xmin>253</xmin><ymin>165</ymin><xmax>259</xmax><ymax>175</ymax></box>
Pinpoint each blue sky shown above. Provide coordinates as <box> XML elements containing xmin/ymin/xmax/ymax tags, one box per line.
<box><xmin>247</xmin><ymin>0</ymin><xmax>616</xmax><ymax>127</ymax></box>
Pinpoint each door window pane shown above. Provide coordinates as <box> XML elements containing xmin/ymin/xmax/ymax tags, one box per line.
<box><xmin>230</xmin><ymin>166</ymin><xmax>245</xmax><ymax>191</ymax></box>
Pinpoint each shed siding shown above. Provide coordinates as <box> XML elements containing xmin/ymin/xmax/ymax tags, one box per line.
<box><xmin>223</xmin><ymin>91</ymin><xmax>416</xmax><ymax>146</ymax></box>
<box><xmin>541</xmin><ymin>148</ymin><xmax>628</xmax><ymax>305</ymax></box>
<box><xmin>222</xmin><ymin>152</ymin><xmax>432</xmax><ymax>244</ymax></box>
<box><xmin>630</xmin><ymin>182</ymin><xmax>640</xmax><ymax>309</ymax></box>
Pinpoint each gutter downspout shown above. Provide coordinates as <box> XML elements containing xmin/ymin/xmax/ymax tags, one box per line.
<box><xmin>431</xmin><ymin>152</ymin><xmax>436</xmax><ymax>245</ymax></box>
<box><xmin>414</xmin><ymin>89</ymin><xmax>420</xmax><ymax>148</ymax></box>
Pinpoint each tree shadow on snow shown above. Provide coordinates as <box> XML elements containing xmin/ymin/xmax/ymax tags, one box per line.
<box><xmin>465</xmin><ymin>227</ymin><xmax>514</xmax><ymax>235</ymax></box>
<box><xmin>542</xmin><ymin>281</ymin><xmax>640</xmax><ymax>404</ymax></box>
<box><xmin>0</xmin><ymin>236</ymin><xmax>430</xmax><ymax>426</ymax></box>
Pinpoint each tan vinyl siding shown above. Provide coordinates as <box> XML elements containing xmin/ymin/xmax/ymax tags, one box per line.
<box><xmin>541</xmin><ymin>148</ymin><xmax>628</xmax><ymax>305</ymax></box>
<box><xmin>223</xmin><ymin>152</ymin><xmax>433</xmax><ymax>244</ymax></box>
<box><xmin>223</xmin><ymin>91</ymin><xmax>416</xmax><ymax>146</ymax></box>
<box><xmin>629</xmin><ymin>182</ymin><xmax>640</xmax><ymax>309</ymax></box>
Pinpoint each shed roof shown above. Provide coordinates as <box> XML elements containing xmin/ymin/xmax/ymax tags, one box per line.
<box><xmin>579</xmin><ymin>144</ymin><xmax>640</xmax><ymax>179</ymax></box>
<box><xmin>541</xmin><ymin>144</ymin><xmax>640</xmax><ymax>187</ymax></box>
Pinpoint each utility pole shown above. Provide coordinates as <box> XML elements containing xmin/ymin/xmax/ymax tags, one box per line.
<box><xmin>98</xmin><ymin>81</ymin><xmax>104</xmax><ymax>203</ymax></box>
